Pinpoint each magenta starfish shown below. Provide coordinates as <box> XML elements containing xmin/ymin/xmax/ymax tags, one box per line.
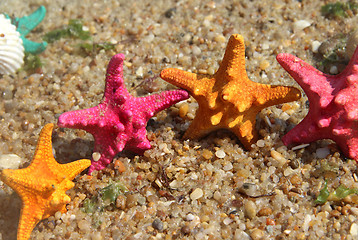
<box><xmin>58</xmin><ymin>54</ymin><xmax>189</xmax><ymax>173</ymax></box>
<box><xmin>276</xmin><ymin>48</ymin><xmax>358</xmax><ymax>161</ymax></box>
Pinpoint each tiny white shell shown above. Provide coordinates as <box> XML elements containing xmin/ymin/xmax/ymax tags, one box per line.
<box><xmin>0</xmin><ymin>14</ymin><xmax>24</xmax><ymax>75</ymax></box>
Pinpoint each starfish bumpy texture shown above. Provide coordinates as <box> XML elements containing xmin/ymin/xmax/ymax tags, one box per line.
<box><xmin>58</xmin><ymin>54</ymin><xmax>189</xmax><ymax>173</ymax></box>
<box><xmin>5</xmin><ymin>6</ymin><xmax>47</xmax><ymax>54</ymax></box>
<box><xmin>0</xmin><ymin>123</ymin><xmax>91</xmax><ymax>240</ymax></box>
<box><xmin>277</xmin><ymin>47</ymin><xmax>358</xmax><ymax>161</ymax></box>
<box><xmin>160</xmin><ymin>34</ymin><xmax>301</xmax><ymax>149</ymax></box>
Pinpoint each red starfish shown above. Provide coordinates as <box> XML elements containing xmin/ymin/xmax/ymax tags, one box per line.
<box><xmin>58</xmin><ymin>54</ymin><xmax>189</xmax><ymax>173</ymax></box>
<box><xmin>277</xmin><ymin>48</ymin><xmax>358</xmax><ymax>161</ymax></box>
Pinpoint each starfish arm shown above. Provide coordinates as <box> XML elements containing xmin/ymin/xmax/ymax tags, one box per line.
<box><xmin>256</xmin><ymin>84</ymin><xmax>301</xmax><ymax>108</ymax></box>
<box><xmin>30</xmin><ymin>123</ymin><xmax>55</xmax><ymax>166</ymax></box>
<box><xmin>17</xmin><ymin>201</ymin><xmax>42</xmax><ymax>240</ymax></box>
<box><xmin>216</xmin><ymin>34</ymin><xmax>247</xmax><ymax>80</ymax></box>
<box><xmin>276</xmin><ymin>53</ymin><xmax>336</xmax><ymax>108</ymax></box>
<box><xmin>104</xmin><ymin>54</ymin><xmax>130</xmax><ymax>98</ymax></box>
<box><xmin>21</xmin><ymin>37</ymin><xmax>47</xmax><ymax>54</ymax></box>
<box><xmin>58</xmin><ymin>159</ymin><xmax>91</xmax><ymax>180</ymax></box>
<box><xmin>282</xmin><ymin>113</ymin><xmax>329</xmax><ymax>146</ymax></box>
<box><xmin>58</xmin><ymin>106</ymin><xmax>102</xmax><ymax>132</ymax></box>
<box><xmin>16</xmin><ymin>6</ymin><xmax>46</xmax><ymax>36</ymax></box>
<box><xmin>230</xmin><ymin>119</ymin><xmax>257</xmax><ymax>150</ymax></box>
<box><xmin>183</xmin><ymin>108</ymin><xmax>216</xmax><ymax>139</ymax></box>
<box><xmin>136</xmin><ymin>89</ymin><xmax>189</xmax><ymax>119</ymax></box>
<box><xmin>160</xmin><ymin>68</ymin><xmax>211</xmax><ymax>96</ymax></box>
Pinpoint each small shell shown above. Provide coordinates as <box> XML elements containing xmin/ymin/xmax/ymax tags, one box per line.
<box><xmin>0</xmin><ymin>14</ymin><xmax>24</xmax><ymax>75</ymax></box>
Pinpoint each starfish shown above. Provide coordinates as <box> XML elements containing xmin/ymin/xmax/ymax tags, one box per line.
<box><xmin>277</xmin><ymin>48</ymin><xmax>358</xmax><ymax>161</ymax></box>
<box><xmin>160</xmin><ymin>34</ymin><xmax>301</xmax><ymax>149</ymax></box>
<box><xmin>5</xmin><ymin>5</ymin><xmax>48</xmax><ymax>54</ymax></box>
<box><xmin>58</xmin><ymin>53</ymin><xmax>189</xmax><ymax>173</ymax></box>
<box><xmin>0</xmin><ymin>123</ymin><xmax>91</xmax><ymax>240</ymax></box>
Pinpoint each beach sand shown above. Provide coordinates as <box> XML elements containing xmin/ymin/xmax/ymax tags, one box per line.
<box><xmin>1</xmin><ymin>0</ymin><xmax>358</xmax><ymax>239</ymax></box>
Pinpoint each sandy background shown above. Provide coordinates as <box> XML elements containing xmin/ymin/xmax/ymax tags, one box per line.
<box><xmin>1</xmin><ymin>0</ymin><xmax>358</xmax><ymax>239</ymax></box>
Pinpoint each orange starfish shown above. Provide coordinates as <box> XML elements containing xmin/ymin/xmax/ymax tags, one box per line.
<box><xmin>0</xmin><ymin>123</ymin><xmax>91</xmax><ymax>240</ymax></box>
<box><xmin>160</xmin><ymin>34</ymin><xmax>301</xmax><ymax>149</ymax></box>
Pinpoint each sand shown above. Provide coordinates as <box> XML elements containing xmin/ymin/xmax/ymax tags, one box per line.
<box><xmin>1</xmin><ymin>0</ymin><xmax>358</xmax><ymax>239</ymax></box>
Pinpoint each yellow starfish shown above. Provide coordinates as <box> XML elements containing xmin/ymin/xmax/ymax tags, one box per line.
<box><xmin>0</xmin><ymin>123</ymin><xmax>91</xmax><ymax>240</ymax></box>
<box><xmin>160</xmin><ymin>34</ymin><xmax>301</xmax><ymax>149</ymax></box>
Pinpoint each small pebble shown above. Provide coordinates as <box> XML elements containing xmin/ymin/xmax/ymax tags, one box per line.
<box><xmin>179</xmin><ymin>103</ymin><xmax>189</xmax><ymax>118</ymax></box>
<box><xmin>92</xmin><ymin>152</ymin><xmax>101</xmax><ymax>162</ymax></box>
<box><xmin>190</xmin><ymin>188</ymin><xmax>204</xmax><ymax>200</ymax></box>
<box><xmin>78</xmin><ymin>219</ymin><xmax>91</xmax><ymax>232</ymax></box>
<box><xmin>114</xmin><ymin>159</ymin><xmax>126</xmax><ymax>172</ymax></box>
<box><xmin>293</xmin><ymin>20</ymin><xmax>311</xmax><ymax>31</ymax></box>
<box><xmin>259</xmin><ymin>60</ymin><xmax>270</xmax><ymax>71</ymax></box>
<box><xmin>250</xmin><ymin>228</ymin><xmax>264</xmax><ymax>240</ymax></box>
<box><xmin>0</xmin><ymin>154</ymin><xmax>24</xmax><ymax>169</ymax></box>
<box><xmin>350</xmin><ymin>223</ymin><xmax>358</xmax><ymax>236</ymax></box>
<box><xmin>152</xmin><ymin>218</ymin><xmax>164</xmax><ymax>231</ymax></box>
<box><xmin>181</xmin><ymin>225</ymin><xmax>191</xmax><ymax>235</ymax></box>
<box><xmin>215</xmin><ymin>149</ymin><xmax>226</xmax><ymax>158</ymax></box>
<box><xmin>244</xmin><ymin>200</ymin><xmax>257</xmax><ymax>219</ymax></box>
<box><xmin>311</xmin><ymin>40</ymin><xmax>321</xmax><ymax>53</ymax></box>
<box><xmin>202</xmin><ymin>149</ymin><xmax>213</xmax><ymax>159</ymax></box>
<box><xmin>330</xmin><ymin>65</ymin><xmax>338</xmax><ymax>75</ymax></box>
<box><xmin>256</xmin><ymin>140</ymin><xmax>265</xmax><ymax>148</ymax></box>
<box><xmin>223</xmin><ymin>162</ymin><xmax>233</xmax><ymax>171</ymax></box>
<box><xmin>316</xmin><ymin>147</ymin><xmax>330</xmax><ymax>158</ymax></box>
<box><xmin>257</xmin><ymin>207</ymin><xmax>273</xmax><ymax>217</ymax></box>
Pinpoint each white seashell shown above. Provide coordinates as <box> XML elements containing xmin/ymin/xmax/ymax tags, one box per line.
<box><xmin>0</xmin><ymin>14</ymin><xmax>24</xmax><ymax>75</ymax></box>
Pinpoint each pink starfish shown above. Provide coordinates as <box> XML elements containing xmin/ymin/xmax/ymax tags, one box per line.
<box><xmin>58</xmin><ymin>54</ymin><xmax>189</xmax><ymax>173</ymax></box>
<box><xmin>276</xmin><ymin>47</ymin><xmax>358</xmax><ymax>161</ymax></box>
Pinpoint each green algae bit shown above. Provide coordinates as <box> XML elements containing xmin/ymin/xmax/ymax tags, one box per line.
<box><xmin>78</xmin><ymin>42</ymin><xmax>116</xmax><ymax>56</ymax></box>
<box><xmin>43</xmin><ymin>19</ymin><xmax>91</xmax><ymax>43</ymax></box>
<box><xmin>24</xmin><ymin>53</ymin><xmax>42</xmax><ymax>71</ymax></box>
<box><xmin>321</xmin><ymin>1</ymin><xmax>358</xmax><ymax>18</ymax></box>
<box><xmin>5</xmin><ymin>6</ymin><xmax>48</xmax><ymax>54</ymax></box>
<box><xmin>81</xmin><ymin>180</ymin><xmax>128</xmax><ymax>213</ymax></box>
<box><xmin>315</xmin><ymin>180</ymin><xmax>358</xmax><ymax>204</ymax></box>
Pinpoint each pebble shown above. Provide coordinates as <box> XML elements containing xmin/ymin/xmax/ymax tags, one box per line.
<box><xmin>78</xmin><ymin>219</ymin><xmax>91</xmax><ymax>232</ymax></box>
<box><xmin>259</xmin><ymin>60</ymin><xmax>270</xmax><ymax>71</ymax></box>
<box><xmin>316</xmin><ymin>147</ymin><xmax>330</xmax><ymax>158</ymax></box>
<box><xmin>190</xmin><ymin>188</ymin><xmax>204</xmax><ymax>200</ymax></box>
<box><xmin>0</xmin><ymin>154</ymin><xmax>24</xmax><ymax>169</ymax></box>
<box><xmin>114</xmin><ymin>159</ymin><xmax>126</xmax><ymax>172</ymax></box>
<box><xmin>350</xmin><ymin>223</ymin><xmax>358</xmax><ymax>236</ymax></box>
<box><xmin>215</xmin><ymin>149</ymin><xmax>226</xmax><ymax>158</ymax></box>
<box><xmin>270</xmin><ymin>149</ymin><xmax>287</xmax><ymax>166</ymax></box>
<box><xmin>92</xmin><ymin>152</ymin><xmax>101</xmax><ymax>162</ymax></box>
<box><xmin>311</xmin><ymin>40</ymin><xmax>321</xmax><ymax>53</ymax></box>
<box><xmin>293</xmin><ymin>20</ymin><xmax>311</xmax><ymax>31</ymax></box>
<box><xmin>179</xmin><ymin>103</ymin><xmax>189</xmax><ymax>118</ymax></box>
<box><xmin>257</xmin><ymin>207</ymin><xmax>273</xmax><ymax>217</ymax></box>
<box><xmin>223</xmin><ymin>162</ymin><xmax>233</xmax><ymax>171</ymax></box>
<box><xmin>250</xmin><ymin>228</ymin><xmax>264</xmax><ymax>240</ymax></box>
<box><xmin>256</xmin><ymin>139</ymin><xmax>265</xmax><ymax>148</ymax></box>
<box><xmin>244</xmin><ymin>200</ymin><xmax>257</xmax><ymax>219</ymax></box>
<box><xmin>152</xmin><ymin>218</ymin><xmax>164</xmax><ymax>231</ymax></box>
<box><xmin>202</xmin><ymin>149</ymin><xmax>213</xmax><ymax>159</ymax></box>
<box><xmin>329</xmin><ymin>65</ymin><xmax>338</xmax><ymax>75</ymax></box>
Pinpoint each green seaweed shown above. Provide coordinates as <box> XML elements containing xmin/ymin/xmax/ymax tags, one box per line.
<box><xmin>321</xmin><ymin>1</ymin><xmax>358</xmax><ymax>19</ymax></box>
<box><xmin>315</xmin><ymin>181</ymin><xmax>330</xmax><ymax>204</ymax></box>
<box><xmin>78</xmin><ymin>42</ymin><xmax>116</xmax><ymax>55</ymax></box>
<box><xmin>315</xmin><ymin>180</ymin><xmax>358</xmax><ymax>204</ymax></box>
<box><xmin>81</xmin><ymin>180</ymin><xmax>128</xmax><ymax>213</ymax></box>
<box><xmin>43</xmin><ymin>19</ymin><xmax>91</xmax><ymax>43</ymax></box>
<box><xmin>23</xmin><ymin>52</ymin><xmax>43</xmax><ymax>71</ymax></box>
